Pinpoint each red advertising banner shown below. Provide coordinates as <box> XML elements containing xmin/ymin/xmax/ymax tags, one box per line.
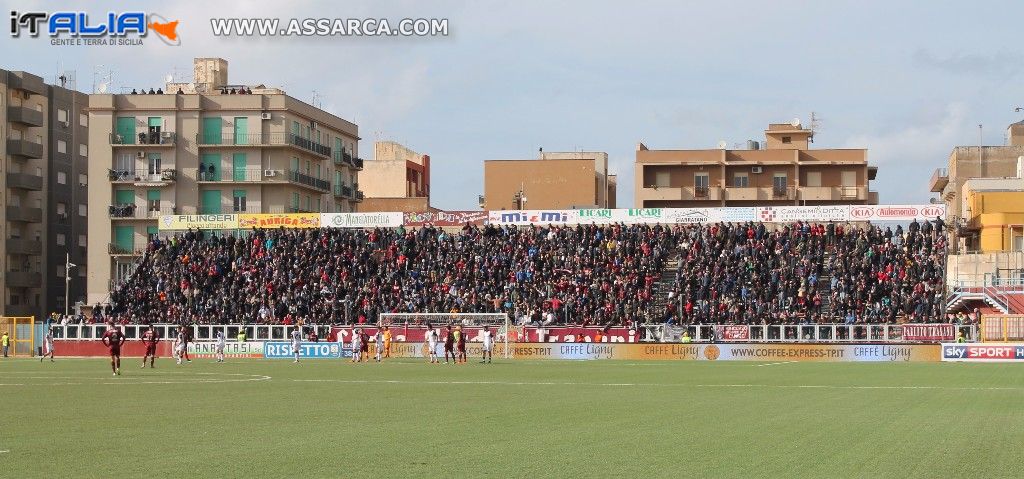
<box><xmin>902</xmin><ymin>323</ymin><xmax>955</xmax><ymax>341</ymax></box>
<box><xmin>403</xmin><ymin>210</ymin><xmax>488</xmax><ymax>226</ymax></box>
<box><xmin>714</xmin><ymin>325</ymin><xmax>750</xmax><ymax>341</ymax></box>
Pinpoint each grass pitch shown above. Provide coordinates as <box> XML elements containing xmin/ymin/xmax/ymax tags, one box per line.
<box><xmin>2</xmin><ymin>357</ymin><xmax>1023</xmax><ymax>478</ymax></box>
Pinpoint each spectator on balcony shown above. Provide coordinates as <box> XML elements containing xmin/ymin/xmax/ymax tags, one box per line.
<box><xmin>198</xmin><ymin>163</ymin><xmax>207</xmax><ymax>181</ymax></box>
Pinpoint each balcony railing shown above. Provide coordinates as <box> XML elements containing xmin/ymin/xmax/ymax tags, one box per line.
<box><xmin>6</xmin><ymin>172</ymin><xmax>43</xmax><ymax>190</ymax></box>
<box><xmin>772</xmin><ymin>186</ymin><xmax>793</xmax><ymax>199</ymax></box>
<box><xmin>265</xmin><ymin>205</ymin><xmax>318</xmax><ymax>214</ymax></box>
<box><xmin>6</xmin><ymin>238</ymin><xmax>42</xmax><ymax>255</ymax></box>
<box><xmin>7</xmin><ymin>105</ymin><xmax>44</xmax><ymax>127</ymax></box>
<box><xmin>109</xmin><ymin>204</ymin><xmax>176</xmax><ymax>219</ymax></box>
<box><xmin>196</xmin><ymin>133</ymin><xmax>332</xmax><ymax>157</ymax></box>
<box><xmin>193</xmin><ymin>167</ymin><xmax>268</xmax><ymax>182</ymax></box>
<box><xmin>6</xmin><ymin>271</ymin><xmax>42</xmax><ymax>288</ymax></box>
<box><xmin>110</xmin><ymin>131</ymin><xmax>177</xmax><ymax>146</ymax></box>
<box><xmin>108</xmin><ymin>169</ymin><xmax>177</xmax><ymax>183</ymax></box>
<box><xmin>288</xmin><ymin>170</ymin><xmax>330</xmax><ymax>191</ymax></box>
<box><xmin>108</xmin><ymin>241</ymin><xmax>151</xmax><ymax>256</ymax></box>
<box><xmin>694</xmin><ymin>186</ymin><xmax>709</xmax><ymax>198</ymax></box>
<box><xmin>6</xmin><ymin>205</ymin><xmax>42</xmax><ymax>222</ymax></box>
<box><xmin>6</xmin><ymin>138</ymin><xmax>43</xmax><ymax>159</ymax></box>
<box><xmin>334</xmin><ymin>184</ymin><xmax>352</xmax><ymax>197</ymax></box>
<box><xmin>356</xmin><ymin>190</ymin><xmax>364</xmax><ymax>201</ymax></box>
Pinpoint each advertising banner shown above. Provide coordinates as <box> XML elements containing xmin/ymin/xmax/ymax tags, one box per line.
<box><xmin>190</xmin><ymin>341</ymin><xmax>264</xmax><ymax>358</ymax></box>
<box><xmin>940</xmin><ymin>343</ymin><xmax>1024</xmax><ymax>362</ymax></box>
<box><xmin>158</xmin><ymin>214</ymin><xmax>239</xmax><ymax>231</ymax></box>
<box><xmin>847</xmin><ymin>204</ymin><xmax>946</xmax><ymax>221</ymax></box>
<box><xmin>403</xmin><ymin>210</ymin><xmax>488</xmax><ymax>226</ymax></box>
<box><xmin>263</xmin><ymin>341</ymin><xmax>342</xmax><ymax>359</ymax></box>
<box><xmin>902</xmin><ymin>324</ymin><xmax>956</xmax><ymax>342</ymax></box>
<box><xmin>330</xmin><ymin>326</ymin><xmax>638</xmax><ymax>344</ymax></box>
<box><xmin>238</xmin><ymin>213</ymin><xmax>320</xmax><ymax>229</ymax></box>
<box><xmin>322</xmin><ymin>212</ymin><xmax>403</xmax><ymax>228</ymax></box>
<box><xmin>369</xmin><ymin>342</ymin><xmax>940</xmax><ymax>362</ymax></box>
<box><xmin>715</xmin><ymin>325</ymin><xmax>750</xmax><ymax>341</ymax></box>
<box><xmin>756</xmin><ymin>205</ymin><xmax>850</xmax><ymax>223</ymax></box>
<box><xmin>487</xmin><ymin>210</ymin><xmax>579</xmax><ymax>225</ymax></box>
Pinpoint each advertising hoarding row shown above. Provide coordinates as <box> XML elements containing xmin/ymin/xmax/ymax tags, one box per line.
<box><xmin>940</xmin><ymin>343</ymin><xmax>1024</xmax><ymax>362</ymax></box>
<box><xmin>160</xmin><ymin>204</ymin><xmax>945</xmax><ymax>230</ymax></box>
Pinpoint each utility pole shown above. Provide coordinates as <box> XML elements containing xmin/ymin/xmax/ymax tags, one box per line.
<box><xmin>64</xmin><ymin>253</ymin><xmax>77</xmax><ymax>316</ymax></box>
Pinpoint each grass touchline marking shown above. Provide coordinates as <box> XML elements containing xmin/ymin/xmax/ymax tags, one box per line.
<box><xmin>291</xmin><ymin>379</ymin><xmax>1024</xmax><ymax>391</ymax></box>
<box><xmin>755</xmin><ymin>361</ymin><xmax>798</xmax><ymax>367</ymax></box>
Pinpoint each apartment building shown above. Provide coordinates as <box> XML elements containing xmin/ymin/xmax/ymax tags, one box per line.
<box><xmin>483</xmin><ymin>151</ymin><xmax>616</xmax><ymax>210</ymax></box>
<box><xmin>358</xmin><ymin>140</ymin><xmax>431</xmax><ymax>212</ymax></box>
<box><xmin>86</xmin><ymin>58</ymin><xmax>362</xmax><ymax>304</ymax></box>
<box><xmin>1</xmin><ymin>69</ymin><xmax>89</xmax><ymax>319</ymax></box>
<box><xmin>634</xmin><ymin>121</ymin><xmax>877</xmax><ymax>208</ymax></box>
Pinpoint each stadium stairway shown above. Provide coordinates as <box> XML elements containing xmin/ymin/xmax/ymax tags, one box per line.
<box><xmin>651</xmin><ymin>252</ymin><xmax>681</xmax><ymax>319</ymax></box>
<box><xmin>816</xmin><ymin>251</ymin><xmax>834</xmax><ymax>317</ymax></box>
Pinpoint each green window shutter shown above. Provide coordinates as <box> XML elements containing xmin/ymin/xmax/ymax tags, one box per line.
<box><xmin>201</xmin><ymin>117</ymin><xmax>223</xmax><ymax>144</ymax></box>
<box><xmin>201</xmin><ymin>190</ymin><xmax>222</xmax><ymax>214</ymax></box>
<box><xmin>148</xmin><ymin>117</ymin><xmax>162</xmax><ymax>128</ymax></box>
<box><xmin>147</xmin><ymin>189</ymin><xmax>160</xmax><ymax>201</ymax></box>
<box><xmin>115</xmin><ymin>117</ymin><xmax>136</xmax><ymax>145</ymax></box>
<box><xmin>114</xmin><ymin>226</ymin><xmax>134</xmax><ymax>250</ymax></box>
<box><xmin>234</xmin><ymin>117</ymin><xmax>248</xmax><ymax>145</ymax></box>
<box><xmin>114</xmin><ymin>189</ymin><xmax>134</xmax><ymax>205</ymax></box>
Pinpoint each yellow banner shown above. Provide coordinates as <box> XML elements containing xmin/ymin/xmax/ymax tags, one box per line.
<box><xmin>159</xmin><ymin>214</ymin><xmax>239</xmax><ymax>231</ymax></box>
<box><xmin>238</xmin><ymin>213</ymin><xmax>320</xmax><ymax>229</ymax></box>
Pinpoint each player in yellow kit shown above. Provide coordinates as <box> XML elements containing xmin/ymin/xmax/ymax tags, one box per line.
<box><xmin>383</xmin><ymin>326</ymin><xmax>392</xmax><ymax>358</ymax></box>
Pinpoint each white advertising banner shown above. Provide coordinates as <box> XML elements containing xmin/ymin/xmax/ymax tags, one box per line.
<box><xmin>755</xmin><ymin>205</ymin><xmax>850</xmax><ymax>223</ymax></box>
<box><xmin>320</xmin><ymin>212</ymin><xmax>403</xmax><ymax>228</ymax></box>
<box><xmin>846</xmin><ymin>204</ymin><xmax>945</xmax><ymax>221</ymax></box>
<box><xmin>487</xmin><ymin>210</ymin><xmax>580</xmax><ymax>225</ymax></box>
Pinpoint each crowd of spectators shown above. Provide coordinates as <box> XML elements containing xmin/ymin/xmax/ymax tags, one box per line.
<box><xmin>104</xmin><ymin>219</ymin><xmax>947</xmax><ymax>326</ymax></box>
<box><xmin>668</xmin><ymin>219</ymin><xmax>946</xmax><ymax>325</ymax></box>
<box><xmin>107</xmin><ymin>223</ymin><xmax>674</xmax><ymax>326</ymax></box>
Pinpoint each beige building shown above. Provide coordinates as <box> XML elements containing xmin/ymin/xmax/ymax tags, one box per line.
<box><xmin>86</xmin><ymin>58</ymin><xmax>362</xmax><ymax>305</ymax></box>
<box><xmin>483</xmin><ymin>151</ymin><xmax>616</xmax><ymax>211</ymax></box>
<box><xmin>358</xmin><ymin>140</ymin><xmax>431</xmax><ymax>212</ymax></box>
<box><xmin>634</xmin><ymin>122</ymin><xmax>878</xmax><ymax>208</ymax></box>
<box><xmin>2</xmin><ymin>69</ymin><xmax>89</xmax><ymax>319</ymax></box>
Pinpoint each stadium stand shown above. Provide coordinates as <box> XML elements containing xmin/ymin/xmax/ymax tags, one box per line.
<box><xmin>101</xmin><ymin>220</ymin><xmax>948</xmax><ymax>326</ymax></box>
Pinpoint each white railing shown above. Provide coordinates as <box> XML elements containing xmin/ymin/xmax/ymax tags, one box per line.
<box><xmin>49</xmin><ymin>323</ymin><xmax>335</xmax><ymax>341</ymax></box>
<box><xmin>645</xmin><ymin>323</ymin><xmax>976</xmax><ymax>343</ymax></box>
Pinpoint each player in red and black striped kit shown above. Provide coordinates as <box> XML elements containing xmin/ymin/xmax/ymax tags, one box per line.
<box><xmin>101</xmin><ymin>322</ymin><xmax>126</xmax><ymax>376</ymax></box>
<box><xmin>141</xmin><ymin>324</ymin><xmax>159</xmax><ymax>368</ymax></box>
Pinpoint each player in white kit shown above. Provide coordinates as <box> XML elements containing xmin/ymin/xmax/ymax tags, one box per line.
<box><xmin>173</xmin><ymin>327</ymin><xmax>187</xmax><ymax>365</ymax></box>
<box><xmin>374</xmin><ymin>329</ymin><xmax>384</xmax><ymax>362</ymax></box>
<box><xmin>41</xmin><ymin>330</ymin><xmax>55</xmax><ymax>362</ymax></box>
<box><xmin>426</xmin><ymin>327</ymin><xmax>439</xmax><ymax>363</ymax></box>
<box><xmin>481</xmin><ymin>325</ymin><xmax>494</xmax><ymax>364</ymax></box>
<box><xmin>215</xmin><ymin>331</ymin><xmax>226</xmax><ymax>363</ymax></box>
<box><xmin>291</xmin><ymin>328</ymin><xmax>302</xmax><ymax>363</ymax></box>
<box><xmin>350</xmin><ymin>328</ymin><xmax>362</xmax><ymax>363</ymax></box>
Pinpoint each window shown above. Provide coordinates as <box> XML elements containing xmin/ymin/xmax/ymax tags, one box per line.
<box><xmin>232</xmin><ymin>190</ymin><xmax>247</xmax><ymax>212</ymax></box>
<box><xmin>115</xmin><ymin>153</ymin><xmax>134</xmax><ymax>173</ymax></box>
<box><xmin>305</xmin><ymin>195</ymin><xmax>311</xmax><ymax>211</ymax></box>
<box><xmin>57</xmin><ymin>202</ymin><xmax>66</xmax><ymax>215</ymax></box>
<box><xmin>79</xmin><ymin>174</ymin><xmax>87</xmax><ymax>186</ymax></box>
<box><xmin>781</xmin><ymin>136</ymin><xmax>792</xmax><ymax>144</ymax></box>
<box><xmin>78</xmin><ymin>234</ymin><xmax>87</xmax><ymax>247</ymax></box>
<box><xmin>56</xmin><ymin>234</ymin><xmax>66</xmax><ymax>246</ymax></box>
<box><xmin>57</xmin><ymin>109</ymin><xmax>68</xmax><ymax>123</ymax></box>
<box><xmin>147</xmin><ymin>190</ymin><xmax>161</xmax><ymax>212</ymax></box>
<box><xmin>291</xmin><ymin>192</ymin><xmax>300</xmax><ymax>210</ymax></box>
<box><xmin>654</xmin><ymin>170</ymin><xmax>670</xmax><ymax>188</ymax></box>
<box><xmin>79</xmin><ymin>204</ymin><xmax>87</xmax><ymax>216</ymax></box>
<box><xmin>57</xmin><ymin>140</ymin><xmax>67</xmax><ymax>153</ymax></box>
<box><xmin>805</xmin><ymin>171</ymin><xmax>821</xmax><ymax>187</ymax></box>
<box><xmin>79</xmin><ymin>112</ymin><xmax>88</xmax><ymax>127</ymax></box>
<box><xmin>694</xmin><ymin>173</ymin><xmax>710</xmax><ymax>197</ymax></box>
<box><xmin>147</xmin><ymin>153</ymin><xmax>162</xmax><ymax>175</ymax></box>
<box><xmin>733</xmin><ymin>173</ymin><xmax>749</xmax><ymax>188</ymax></box>
<box><xmin>315</xmin><ymin>198</ymin><xmax>321</xmax><ymax>211</ymax></box>
<box><xmin>773</xmin><ymin>174</ymin><xmax>788</xmax><ymax>197</ymax></box>
<box><xmin>79</xmin><ymin>144</ymin><xmax>87</xmax><ymax>157</ymax></box>
<box><xmin>841</xmin><ymin>170</ymin><xmax>856</xmax><ymax>187</ymax></box>
<box><xmin>57</xmin><ymin>267</ymin><xmax>65</xmax><ymax>278</ymax></box>
<box><xmin>57</xmin><ymin>171</ymin><xmax>67</xmax><ymax>184</ymax></box>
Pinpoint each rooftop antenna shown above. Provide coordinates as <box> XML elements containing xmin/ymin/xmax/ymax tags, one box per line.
<box><xmin>809</xmin><ymin>111</ymin><xmax>821</xmax><ymax>143</ymax></box>
<box><xmin>91</xmin><ymin>64</ymin><xmax>113</xmax><ymax>94</ymax></box>
<box><xmin>311</xmin><ymin>90</ymin><xmax>323</xmax><ymax>109</ymax></box>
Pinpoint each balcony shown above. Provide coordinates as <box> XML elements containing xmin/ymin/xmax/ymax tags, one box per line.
<box><xmin>3</xmin><ymin>304</ymin><xmax>34</xmax><ymax>317</ymax></box>
<box><xmin>7</xmin><ymin>105</ymin><xmax>44</xmax><ymax>127</ymax></box>
<box><xmin>108</xmin><ymin>169</ymin><xmax>177</xmax><ymax>185</ymax></box>
<box><xmin>354</xmin><ymin>157</ymin><xmax>364</xmax><ymax>169</ymax></box>
<box><xmin>724</xmin><ymin>187</ymin><xmax>795</xmax><ymax>202</ymax></box>
<box><xmin>193</xmin><ymin>167</ymin><xmax>268</xmax><ymax>183</ymax></box>
<box><xmin>6</xmin><ymin>271</ymin><xmax>42</xmax><ymax>288</ymax></box>
<box><xmin>797</xmin><ymin>186</ymin><xmax>867</xmax><ymax>202</ymax></box>
<box><xmin>109</xmin><ymin>204</ymin><xmax>176</xmax><ymax>220</ymax></box>
<box><xmin>10</xmin><ymin>72</ymin><xmax>46</xmax><ymax>95</ymax></box>
<box><xmin>108</xmin><ymin>240</ymin><xmax>151</xmax><ymax>256</ymax></box>
<box><xmin>356</xmin><ymin>190</ymin><xmax>364</xmax><ymax>201</ymax></box>
<box><xmin>335</xmin><ymin>184</ymin><xmax>352</xmax><ymax>198</ymax></box>
<box><xmin>110</xmin><ymin>131</ymin><xmax>177</xmax><ymax>146</ymax></box>
<box><xmin>6</xmin><ymin>206</ymin><xmax>42</xmax><ymax>223</ymax></box>
<box><xmin>288</xmin><ymin>170</ymin><xmax>330</xmax><ymax>192</ymax></box>
<box><xmin>265</xmin><ymin>205</ymin><xmax>317</xmax><ymax>214</ymax></box>
<box><xmin>929</xmin><ymin>168</ymin><xmax>949</xmax><ymax>193</ymax></box>
<box><xmin>6</xmin><ymin>172</ymin><xmax>43</xmax><ymax>190</ymax></box>
<box><xmin>6</xmin><ymin>238</ymin><xmax>42</xmax><ymax>255</ymax></box>
<box><xmin>6</xmin><ymin>138</ymin><xmax>43</xmax><ymax>159</ymax></box>
<box><xmin>772</xmin><ymin>186</ymin><xmax>795</xmax><ymax>200</ymax></box>
<box><xmin>196</xmin><ymin>133</ymin><xmax>332</xmax><ymax>158</ymax></box>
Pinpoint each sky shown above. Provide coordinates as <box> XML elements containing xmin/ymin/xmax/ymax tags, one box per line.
<box><xmin>3</xmin><ymin>0</ymin><xmax>1023</xmax><ymax>210</ymax></box>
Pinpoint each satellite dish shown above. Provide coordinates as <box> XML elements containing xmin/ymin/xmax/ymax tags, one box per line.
<box><xmin>165</xmin><ymin>74</ymin><xmax>174</xmax><ymax>83</ymax></box>
<box><xmin>791</xmin><ymin>118</ymin><xmax>801</xmax><ymax>128</ymax></box>
<box><xmin>97</xmin><ymin>83</ymin><xmax>108</xmax><ymax>93</ymax></box>
<box><xmin>717</xmin><ymin>140</ymin><xmax>728</xmax><ymax>150</ymax></box>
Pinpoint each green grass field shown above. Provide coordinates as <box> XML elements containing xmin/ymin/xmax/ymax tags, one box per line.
<box><xmin>2</xmin><ymin>357</ymin><xmax>1023</xmax><ymax>478</ymax></box>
